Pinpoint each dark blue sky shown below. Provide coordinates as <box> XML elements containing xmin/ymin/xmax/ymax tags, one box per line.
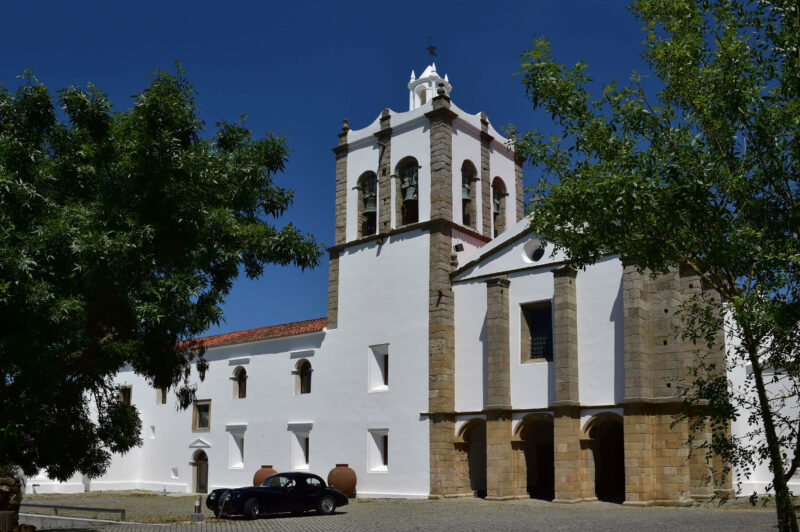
<box><xmin>1</xmin><ymin>1</ymin><xmax>651</xmax><ymax>336</ymax></box>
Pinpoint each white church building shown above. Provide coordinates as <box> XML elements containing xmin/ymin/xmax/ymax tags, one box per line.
<box><xmin>28</xmin><ymin>64</ymin><xmax>796</xmax><ymax>504</ymax></box>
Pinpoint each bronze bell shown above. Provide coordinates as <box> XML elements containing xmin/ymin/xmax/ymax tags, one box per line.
<box><xmin>403</xmin><ymin>186</ymin><xmax>418</xmax><ymax>202</ymax></box>
<box><xmin>493</xmin><ymin>194</ymin><xmax>501</xmax><ymax>213</ymax></box>
<box><xmin>462</xmin><ymin>183</ymin><xmax>471</xmax><ymax>202</ymax></box>
<box><xmin>363</xmin><ymin>195</ymin><xmax>377</xmax><ymax>214</ymax></box>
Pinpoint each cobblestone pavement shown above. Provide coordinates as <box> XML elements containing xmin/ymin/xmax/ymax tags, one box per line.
<box><xmin>24</xmin><ymin>492</ymin><xmax>782</xmax><ymax>531</ymax></box>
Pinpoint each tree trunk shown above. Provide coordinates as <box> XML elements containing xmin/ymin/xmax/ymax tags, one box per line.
<box><xmin>748</xmin><ymin>346</ymin><xmax>799</xmax><ymax>532</ymax></box>
<box><xmin>0</xmin><ymin>474</ymin><xmax>21</xmax><ymax>532</ymax></box>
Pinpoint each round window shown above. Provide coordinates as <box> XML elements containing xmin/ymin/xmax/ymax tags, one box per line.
<box><xmin>522</xmin><ymin>239</ymin><xmax>545</xmax><ymax>263</ymax></box>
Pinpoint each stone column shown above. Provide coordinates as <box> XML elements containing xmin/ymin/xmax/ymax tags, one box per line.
<box><xmin>327</xmin><ymin>251</ymin><xmax>339</xmax><ymax>329</ymax></box>
<box><xmin>375</xmin><ymin>109</ymin><xmax>392</xmax><ymax>233</ymax></box>
<box><xmin>426</xmin><ymin>83</ymin><xmax>459</xmax><ymax>497</ymax></box>
<box><xmin>514</xmin><ymin>153</ymin><xmax>525</xmax><ymax>222</ymax></box>
<box><xmin>328</xmin><ymin>120</ymin><xmax>349</xmax><ymax>330</ymax></box>
<box><xmin>553</xmin><ymin>266</ymin><xmax>579</xmax><ymax>406</ymax></box>
<box><xmin>553</xmin><ymin>406</ymin><xmax>591</xmax><ymax>502</ymax></box>
<box><xmin>622</xmin><ymin>264</ymin><xmax>651</xmax><ymax>401</ymax></box>
<box><xmin>484</xmin><ymin>276</ymin><xmax>514</xmax><ymax>499</ymax></box>
<box><xmin>479</xmin><ymin>113</ymin><xmax>492</xmax><ymax>238</ymax></box>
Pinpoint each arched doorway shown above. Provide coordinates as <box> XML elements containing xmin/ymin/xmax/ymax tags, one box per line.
<box><xmin>193</xmin><ymin>450</ymin><xmax>208</xmax><ymax>494</ymax></box>
<box><xmin>588</xmin><ymin>416</ymin><xmax>624</xmax><ymax>503</ymax></box>
<box><xmin>461</xmin><ymin>420</ymin><xmax>487</xmax><ymax>498</ymax></box>
<box><xmin>520</xmin><ymin>416</ymin><xmax>554</xmax><ymax>500</ymax></box>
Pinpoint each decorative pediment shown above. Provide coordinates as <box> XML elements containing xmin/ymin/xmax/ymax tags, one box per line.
<box><xmin>189</xmin><ymin>437</ymin><xmax>211</xmax><ymax>449</ymax></box>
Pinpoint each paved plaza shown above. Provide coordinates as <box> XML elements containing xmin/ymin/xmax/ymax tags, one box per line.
<box><xmin>21</xmin><ymin>491</ymin><xmax>783</xmax><ymax>531</ymax></box>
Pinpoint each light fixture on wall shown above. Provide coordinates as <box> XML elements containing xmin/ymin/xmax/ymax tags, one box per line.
<box><xmin>453</xmin><ymin>243</ymin><xmax>464</xmax><ymax>252</ymax></box>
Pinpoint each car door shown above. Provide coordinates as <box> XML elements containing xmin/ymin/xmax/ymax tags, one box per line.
<box><xmin>259</xmin><ymin>474</ymin><xmax>293</xmax><ymax>513</ymax></box>
<box><xmin>292</xmin><ymin>476</ymin><xmax>323</xmax><ymax>511</ymax></box>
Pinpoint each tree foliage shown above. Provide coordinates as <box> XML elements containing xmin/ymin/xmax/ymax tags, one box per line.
<box><xmin>514</xmin><ymin>1</ymin><xmax>799</xmax><ymax>529</ymax></box>
<box><xmin>0</xmin><ymin>66</ymin><xmax>321</xmax><ymax>482</ymax></box>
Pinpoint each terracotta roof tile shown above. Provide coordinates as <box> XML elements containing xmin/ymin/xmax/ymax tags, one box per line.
<box><xmin>190</xmin><ymin>317</ymin><xmax>327</xmax><ymax>349</ymax></box>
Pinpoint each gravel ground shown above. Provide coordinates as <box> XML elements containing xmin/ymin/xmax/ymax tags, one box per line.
<box><xmin>21</xmin><ymin>491</ymin><xmax>783</xmax><ymax>531</ymax></box>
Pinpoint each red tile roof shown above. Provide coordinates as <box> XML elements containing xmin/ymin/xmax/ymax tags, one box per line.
<box><xmin>190</xmin><ymin>317</ymin><xmax>327</xmax><ymax>349</ymax></box>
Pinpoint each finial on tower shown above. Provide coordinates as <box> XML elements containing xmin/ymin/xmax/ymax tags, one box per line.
<box><xmin>408</xmin><ymin>63</ymin><xmax>452</xmax><ymax>111</ymax></box>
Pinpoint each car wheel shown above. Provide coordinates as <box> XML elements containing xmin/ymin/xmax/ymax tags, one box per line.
<box><xmin>317</xmin><ymin>495</ymin><xmax>336</xmax><ymax>515</ymax></box>
<box><xmin>243</xmin><ymin>498</ymin><xmax>259</xmax><ymax>520</ymax></box>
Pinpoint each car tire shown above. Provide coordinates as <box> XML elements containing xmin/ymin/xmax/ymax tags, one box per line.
<box><xmin>317</xmin><ymin>495</ymin><xmax>336</xmax><ymax>515</ymax></box>
<box><xmin>243</xmin><ymin>498</ymin><xmax>259</xmax><ymax>520</ymax></box>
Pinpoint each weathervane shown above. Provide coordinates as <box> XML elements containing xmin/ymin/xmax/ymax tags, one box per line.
<box><xmin>426</xmin><ymin>36</ymin><xmax>437</xmax><ymax>62</ymax></box>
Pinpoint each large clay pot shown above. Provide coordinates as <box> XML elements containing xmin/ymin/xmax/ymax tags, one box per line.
<box><xmin>327</xmin><ymin>464</ymin><xmax>356</xmax><ymax>497</ymax></box>
<box><xmin>252</xmin><ymin>465</ymin><xmax>277</xmax><ymax>486</ymax></box>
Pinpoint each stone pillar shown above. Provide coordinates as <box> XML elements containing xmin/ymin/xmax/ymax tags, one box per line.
<box><xmin>486</xmin><ymin>410</ymin><xmax>514</xmax><ymax>500</ymax></box>
<box><xmin>484</xmin><ymin>276</ymin><xmax>514</xmax><ymax>499</ymax></box>
<box><xmin>426</xmin><ymin>83</ymin><xmax>456</xmax><ymax>221</ymax></box>
<box><xmin>622</xmin><ymin>403</ymin><xmax>655</xmax><ymax>505</ymax></box>
<box><xmin>553</xmin><ymin>406</ymin><xmax>592</xmax><ymax>502</ymax></box>
<box><xmin>514</xmin><ymin>153</ymin><xmax>524</xmax><ymax>222</ymax></box>
<box><xmin>479</xmin><ymin>113</ymin><xmax>492</xmax><ymax>238</ymax></box>
<box><xmin>375</xmin><ymin>109</ymin><xmax>392</xmax><ymax>233</ymax></box>
<box><xmin>327</xmin><ymin>251</ymin><xmax>339</xmax><ymax>329</ymax></box>
<box><xmin>333</xmin><ymin>120</ymin><xmax>349</xmax><ymax>246</ymax></box>
<box><xmin>623</xmin><ymin>264</ymin><xmax>651</xmax><ymax>401</ymax></box>
<box><xmin>553</xmin><ymin>266</ymin><xmax>579</xmax><ymax>406</ymax></box>
<box><xmin>328</xmin><ymin>120</ymin><xmax>349</xmax><ymax>330</ymax></box>
<box><xmin>426</xmin><ymin>83</ymin><xmax>459</xmax><ymax>497</ymax></box>
<box><xmin>486</xmin><ymin>276</ymin><xmax>511</xmax><ymax>409</ymax></box>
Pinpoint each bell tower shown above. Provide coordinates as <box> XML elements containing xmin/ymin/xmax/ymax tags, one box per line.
<box><xmin>326</xmin><ymin>64</ymin><xmax>523</xmax><ymax>498</ymax></box>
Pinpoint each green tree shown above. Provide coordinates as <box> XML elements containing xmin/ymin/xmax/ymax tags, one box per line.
<box><xmin>514</xmin><ymin>1</ymin><xmax>799</xmax><ymax>530</ymax></box>
<box><xmin>0</xmin><ymin>67</ymin><xmax>321</xmax><ymax>499</ymax></box>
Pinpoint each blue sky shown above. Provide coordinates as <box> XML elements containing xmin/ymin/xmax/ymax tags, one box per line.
<box><xmin>1</xmin><ymin>1</ymin><xmax>651</xmax><ymax>336</ymax></box>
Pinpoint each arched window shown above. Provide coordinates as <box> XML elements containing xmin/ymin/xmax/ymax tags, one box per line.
<box><xmin>357</xmin><ymin>171</ymin><xmax>377</xmax><ymax>238</ymax></box>
<box><xmin>294</xmin><ymin>359</ymin><xmax>312</xmax><ymax>395</ymax></box>
<box><xmin>461</xmin><ymin>161</ymin><xmax>478</xmax><ymax>229</ymax></box>
<box><xmin>417</xmin><ymin>86</ymin><xmax>427</xmax><ymax>106</ymax></box>
<box><xmin>395</xmin><ymin>157</ymin><xmax>419</xmax><ymax>226</ymax></box>
<box><xmin>491</xmin><ymin>177</ymin><xmax>507</xmax><ymax>237</ymax></box>
<box><xmin>233</xmin><ymin>366</ymin><xmax>247</xmax><ymax>399</ymax></box>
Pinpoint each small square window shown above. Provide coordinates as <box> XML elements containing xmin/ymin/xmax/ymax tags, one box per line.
<box><xmin>292</xmin><ymin>432</ymin><xmax>310</xmax><ymax>470</ymax></box>
<box><xmin>156</xmin><ymin>387</ymin><xmax>168</xmax><ymax>405</ymax></box>
<box><xmin>521</xmin><ymin>301</ymin><xmax>553</xmax><ymax>362</ymax></box>
<box><xmin>193</xmin><ymin>400</ymin><xmax>211</xmax><ymax>431</ymax></box>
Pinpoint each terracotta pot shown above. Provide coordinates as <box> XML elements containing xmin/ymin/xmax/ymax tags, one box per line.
<box><xmin>252</xmin><ymin>465</ymin><xmax>277</xmax><ymax>486</ymax></box>
<box><xmin>327</xmin><ymin>464</ymin><xmax>356</xmax><ymax>497</ymax></box>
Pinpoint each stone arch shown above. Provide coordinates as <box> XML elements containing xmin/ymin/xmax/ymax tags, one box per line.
<box><xmin>457</xmin><ymin>419</ymin><xmax>487</xmax><ymax>498</ymax></box>
<box><xmin>460</xmin><ymin>160</ymin><xmax>478</xmax><ymax>229</ymax></box>
<box><xmin>191</xmin><ymin>449</ymin><xmax>208</xmax><ymax>494</ymax></box>
<box><xmin>583</xmin><ymin>413</ymin><xmax>625</xmax><ymax>503</ymax></box>
<box><xmin>356</xmin><ymin>171</ymin><xmax>377</xmax><ymax>238</ymax></box>
<box><xmin>515</xmin><ymin>414</ymin><xmax>554</xmax><ymax>500</ymax></box>
<box><xmin>293</xmin><ymin>359</ymin><xmax>312</xmax><ymax>395</ymax></box>
<box><xmin>491</xmin><ymin>177</ymin><xmax>507</xmax><ymax>237</ymax></box>
<box><xmin>232</xmin><ymin>366</ymin><xmax>247</xmax><ymax>399</ymax></box>
<box><xmin>395</xmin><ymin>156</ymin><xmax>419</xmax><ymax>226</ymax></box>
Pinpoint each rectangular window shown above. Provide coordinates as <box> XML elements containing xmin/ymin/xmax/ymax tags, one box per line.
<box><xmin>521</xmin><ymin>301</ymin><xmax>553</xmax><ymax>362</ymax></box>
<box><xmin>292</xmin><ymin>432</ymin><xmax>310</xmax><ymax>470</ymax></box>
<box><xmin>193</xmin><ymin>400</ymin><xmax>211</xmax><ymax>431</ymax></box>
<box><xmin>156</xmin><ymin>387</ymin><xmax>168</xmax><ymax>405</ymax></box>
<box><xmin>368</xmin><ymin>344</ymin><xmax>389</xmax><ymax>392</ymax></box>
<box><xmin>368</xmin><ymin>429</ymin><xmax>389</xmax><ymax>472</ymax></box>
<box><xmin>119</xmin><ymin>386</ymin><xmax>132</xmax><ymax>405</ymax></box>
<box><xmin>229</xmin><ymin>431</ymin><xmax>245</xmax><ymax>469</ymax></box>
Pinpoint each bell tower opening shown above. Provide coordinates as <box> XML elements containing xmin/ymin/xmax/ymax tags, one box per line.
<box><xmin>395</xmin><ymin>157</ymin><xmax>420</xmax><ymax>226</ymax></box>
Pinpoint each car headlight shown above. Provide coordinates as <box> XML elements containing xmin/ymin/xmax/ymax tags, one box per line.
<box><xmin>208</xmin><ymin>493</ymin><xmax>216</xmax><ymax>501</ymax></box>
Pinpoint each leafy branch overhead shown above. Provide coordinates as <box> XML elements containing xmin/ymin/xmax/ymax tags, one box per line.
<box><xmin>0</xmin><ymin>65</ymin><xmax>322</xmax><ymax>481</ymax></box>
<box><xmin>514</xmin><ymin>1</ymin><xmax>799</xmax><ymax>530</ymax></box>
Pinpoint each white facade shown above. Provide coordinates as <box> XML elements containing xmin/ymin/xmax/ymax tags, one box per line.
<box><xmin>27</xmin><ymin>65</ymin><xmax>797</xmax><ymax>500</ymax></box>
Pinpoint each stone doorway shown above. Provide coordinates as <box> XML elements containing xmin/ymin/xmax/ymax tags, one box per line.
<box><xmin>520</xmin><ymin>417</ymin><xmax>554</xmax><ymax>500</ymax></box>
<box><xmin>193</xmin><ymin>450</ymin><xmax>208</xmax><ymax>494</ymax></box>
<box><xmin>589</xmin><ymin>417</ymin><xmax>624</xmax><ymax>503</ymax></box>
<box><xmin>462</xmin><ymin>420</ymin><xmax>487</xmax><ymax>498</ymax></box>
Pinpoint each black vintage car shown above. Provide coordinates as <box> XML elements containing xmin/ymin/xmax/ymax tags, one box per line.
<box><xmin>205</xmin><ymin>472</ymin><xmax>348</xmax><ymax>519</ymax></box>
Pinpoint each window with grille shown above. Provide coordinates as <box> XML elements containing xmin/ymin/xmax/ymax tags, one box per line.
<box><xmin>521</xmin><ymin>302</ymin><xmax>553</xmax><ymax>362</ymax></box>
